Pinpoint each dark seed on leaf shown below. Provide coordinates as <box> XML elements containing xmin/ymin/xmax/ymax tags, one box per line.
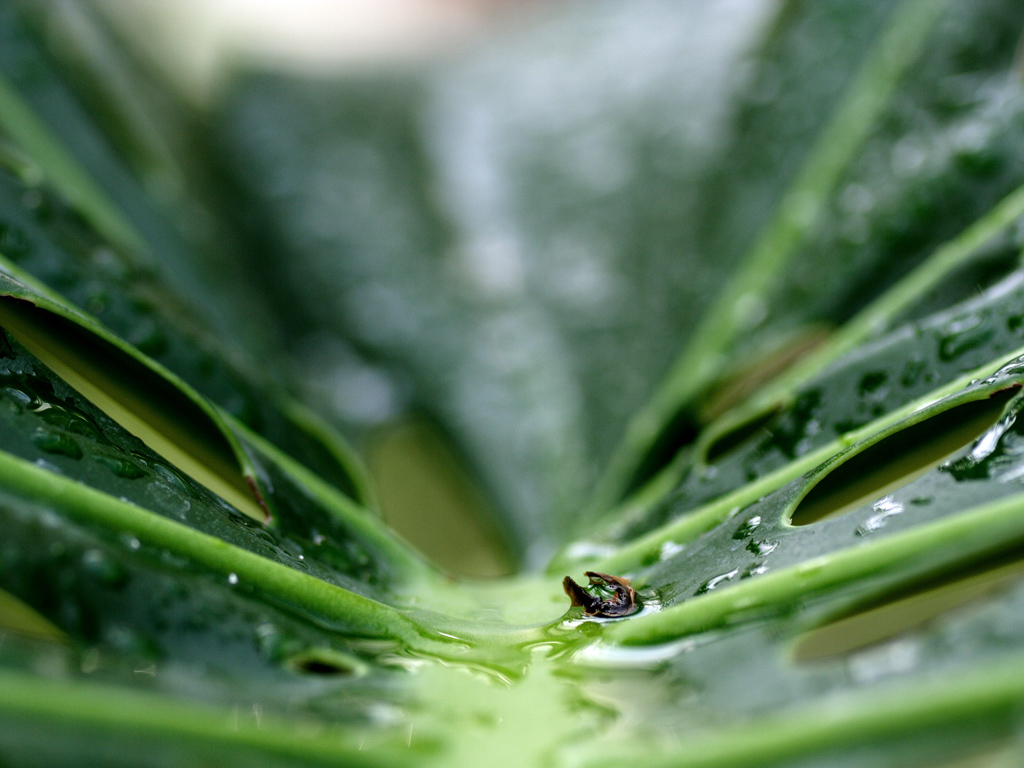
<box><xmin>563</xmin><ymin>571</ymin><xmax>639</xmax><ymax>618</ymax></box>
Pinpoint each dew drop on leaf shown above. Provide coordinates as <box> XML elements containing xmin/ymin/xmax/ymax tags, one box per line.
<box><xmin>31</xmin><ymin>427</ymin><xmax>82</xmax><ymax>459</ymax></box>
<box><xmin>732</xmin><ymin>515</ymin><xmax>762</xmax><ymax>539</ymax></box>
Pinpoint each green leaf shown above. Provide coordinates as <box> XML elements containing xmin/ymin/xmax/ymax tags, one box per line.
<box><xmin>211</xmin><ymin>1</ymin><xmax>782</xmax><ymax>560</ymax></box>
<box><xmin>601</xmin><ymin>0</ymin><xmax>1024</xmax><ymax>509</ymax></box>
<box><xmin>5</xmin><ymin>1</ymin><xmax>1024</xmax><ymax>767</ymax></box>
<box><xmin>600</xmin><ymin>0</ymin><xmax>950</xmax><ymax>508</ymax></box>
<box><xmin>0</xmin><ymin>1</ymin><xmax>376</xmax><ymax>511</ymax></box>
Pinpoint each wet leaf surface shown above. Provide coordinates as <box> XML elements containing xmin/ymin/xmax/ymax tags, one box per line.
<box><xmin>5</xmin><ymin>1</ymin><xmax>1024</xmax><ymax>768</ymax></box>
<box><xmin>598</xmin><ymin>268</ymin><xmax>1024</xmax><ymax>545</ymax></box>
<box><xmin>0</xmin><ymin>276</ymin><xmax>420</xmax><ymax>599</ymax></box>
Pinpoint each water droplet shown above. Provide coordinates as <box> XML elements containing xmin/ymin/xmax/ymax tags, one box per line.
<box><xmin>740</xmin><ymin>563</ymin><xmax>768</xmax><ymax>579</ymax></box>
<box><xmin>942</xmin><ymin>406</ymin><xmax>1018</xmax><ymax>481</ymax></box>
<box><xmin>228</xmin><ymin>573</ymin><xmax>239</xmax><ymax>585</ymax></box>
<box><xmin>856</xmin><ymin>495</ymin><xmax>905</xmax><ymax>536</ymax></box>
<box><xmin>150</xmin><ymin>462</ymin><xmax>190</xmax><ymax>494</ymax></box>
<box><xmin>746</xmin><ymin>539</ymin><xmax>778</xmax><ymax>556</ymax></box>
<box><xmin>901</xmin><ymin>357</ymin><xmax>926</xmax><ymax>388</ymax></box>
<box><xmin>659</xmin><ymin>540</ymin><xmax>685</xmax><ymax>560</ymax></box>
<box><xmin>938</xmin><ymin>315</ymin><xmax>993</xmax><ymax>362</ymax></box>
<box><xmin>36</xmin><ymin>406</ymin><xmax>103</xmax><ymax>442</ymax></box>
<box><xmin>2</xmin><ymin>386</ymin><xmax>33</xmax><ymax>409</ymax></box>
<box><xmin>146</xmin><ymin>481</ymin><xmax>191</xmax><ymax>519</ymax></box>
<box><xmin>696</xmin><ymin>568</ymin><xmax>739</xmax><ymax>595</ymax></box>
<box><xmin>987</xmin><ymin>356</ymin><xmax>1024</xmax><ymax>386</ymax></box>
<box><xmin>732</xmin><ymin>515</ymin><xmax>761</xmax><ymax>539</ymax></box>
<box><xmin>858</xmin><ymin>371</ymin><xmax>888</xmax><ymax>397</ymax></box>
<box><xmin>81</xmin><ymin>549</ymin><xmax>127</xmax><ymax>588</ymax></box>
<box><xmin>94</xmin><ymin>455</ymin><xmax>146</xmax><ymax>479</ymax></box>
<box><xmin>966</xmin><ymin>421</ymin><xmax>1009</xmax><ymax>465</ymax></box>
<box><xmin>31</xmin><ymin>428</ymin><xmax>82</xmax><ymax>459</ymax></box>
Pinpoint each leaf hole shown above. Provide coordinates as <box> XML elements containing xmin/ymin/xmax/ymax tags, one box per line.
<box><xmin>789</xmin><ymin>387</ymin><xmax>1019</xmax><ymax>526</ymax></box>
<box><xmin>792</xmin><ymin>549</ymin><xmax>1024</xmax><ymax>663</ymax></box>
<box><xmin>285</xmin><ymin>649</ymin><xmax>365</xmax><ymax>677</ymax></box>
<box><xmin>0</xmin><ymin>296</ymin><xmax>268</xmax><ymax>523</ymax></box>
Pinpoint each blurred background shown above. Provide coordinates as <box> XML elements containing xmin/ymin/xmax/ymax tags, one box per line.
<box><xmin>24</xmin><ymin>0</ymin><xmax>1024</xmax><ymax>578</ymax></box>
<box><xmin>79</xmin><ymin>0</ymin><xmax>779</xmax><ymax>576</ymax></box>
<box><xmin>89</xmin><ymin>0</ymin><xmax>557</xmax><ymax>104</ymax></box>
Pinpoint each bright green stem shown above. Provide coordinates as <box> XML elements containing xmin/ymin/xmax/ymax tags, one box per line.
<box><xmin>281</xmin><ymin>398</ymin><xmax>380</xmax><ymax>510</ymax></box>
<box><xmin>589</xmin><ymin>344</ymin><xmax>1024</xmax><ymax>575</ymax></box>
<box><xmin>0</xmin><ymin>668</ymin><xmax>403</xmax><ymax>767</ymax></box>
<box><xmin>605</xmin><ymin>176</ymin><xmax>1024</xmax><ymax>549</ymax></box>
<box><xmin>594</xmin><ymin>0</ymin><xmax>948</xmax><ymax>513</ymax></box>
<box><xmin>606</xmin><ymin>490</ymin><xmax>1024</xmax><ymax>646</ymax></box>
<box><xmin>0</xmin><ymin>72</ymin><xmax>145</xmax><ymax>259</ymax></box>
<box><xmin>0</xmin><ymin>447</ymin><xmax>552</xmax><ymax>651</ymax></box>
<box><xmin>736</xmin><ymin>179</ymin><xmax>1024</xmax><ymax>423</ymax></box>
<box><xmin>0</xmin><ymin>254</ymin><xmax>427</xmax><ymax>584</ymax></box>
<box><xmin>591</xmin><ymin>652</ymin><xmax>1024</xmax><ymax>768</ymax></box>
<box><xmin>0</xmin><ymin>448</ymin><xmax>428</xmax><ymax>644</ymax></box>
<box><xmin>589</xmin><ymin>91</ymin><xmax>1024</xmax><ymax>538</ymax></box>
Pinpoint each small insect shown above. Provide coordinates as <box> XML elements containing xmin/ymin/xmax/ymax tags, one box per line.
<box><xmin>563</xmin><ymin>571</ymin><xmax>639</xmax><ymax>618</ymax></box>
